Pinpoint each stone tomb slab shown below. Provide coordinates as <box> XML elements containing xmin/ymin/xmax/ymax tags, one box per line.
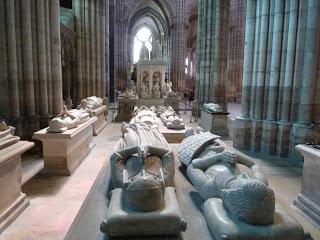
<box><xmin>91</xmin><ymin>105</ymin><xmax>107</xmax><ymax>136</ymax></box>
<box><xmin>157</xmin><ymin>119</ymin><xmax>187</xmax><ymax>143</ymax></box>
<box><xmin>199</xmin><ymin>109</ymin><xmax>229</xmax><ymax>137</ymax></box>
<box><xmin>294</xmin><ymin>144</ymin><xmax>320</xmax><ymax>228</ymax></box>
<box><xmin>33</xmin><ymin>117</ymin><xmax>97</xmax><ymax>176</ymax></box>
<box><xmin>0</xmin><ymin>141</ymin><xmax>34</xmax><ymax>233</ymax></box>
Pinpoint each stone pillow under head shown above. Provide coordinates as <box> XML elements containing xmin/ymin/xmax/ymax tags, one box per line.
<box><xmin>177</xmin><ymin>131</ymin><xmax>220</xmax><ymax>166</ymax></box>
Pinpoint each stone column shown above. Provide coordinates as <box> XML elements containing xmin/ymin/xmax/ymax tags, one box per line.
<box><xmin>95</xmin><ymin>0</ymin><xmax>101</xmax><ymax>97</ymax></box>
<box><xmin>297</xmin><ymin>0</ymin><xmax>320</xmax><ymax>124</ymax></box>
<box><xmin>196</xmin><ymin>0</ymin><xmax>229</xmax><ymax>111</ymax></box>
<box><xmin>5</xmin><ymin>0</ymin><xmax>20</xmax><ymax>118</ymax></box>
<box><xmin>90</xmin><ymin>0</ymin><xmax>96</xmax><ymax>96</ymax></box>
<box><xmin>21</xmin><ymin>0</ymin><xmax>35</xmax><ymax>116</ymax></box>
<box><xmin>171</xmin><ymin>0</ymin><xmax>187</xmax><ymax>93</ymax></box>
<box><xmin>240</xmin><ymin>0</ymin><xmax>255</xmax><ymax>118</ymax></box>
<box><xmin>45</xmin><ymin>1</ymin><xmax>52</xmax><ymax>114</ymax></box>
<box><xmin>75</xmin><ymin>0</ymin><xmax>83</xmax><ymax>103</ymax></box>
<box><xmin>103</xmin><ymin>0</ymin><xmax>109</xmax><ymax>101</ymax></box>
<box><xmin>85</xmin><ymin>0</ymin><xmax>90</xmax><ymax>97</ymax></box>
<box><xmin>50</xmin><ymin>0</ymin><xmax>63</xmax><ymax>114</ymax></box>
<box><xmin>0</xmin><ymin>0</ymin><xmax>8</xmax><ymax>115</ymax></box>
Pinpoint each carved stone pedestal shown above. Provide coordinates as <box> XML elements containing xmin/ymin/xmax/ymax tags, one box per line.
<box><xmin>33</xmin><ymin>117</ymin><xmax>97</xmax><ymax>175</ymax></box>
<box><xmin>0</xmin><ymin>141</ymin><xmax>34</xmax><ymax>233</ymax></box>
<box><xmin>199</xmin><ymin>109</ymin><xmax>229</xmax><ymax>137</ymax></box>
<box><xmin>294</xmin><ymin>144</ymin><xmax>320</xmax><ymax>228</ymax></box>
<box><xmin>91</xmin><ymin>105</ymin><xmax>107</xmax><ymax>136</ymax></box>
<box><xmin>115</xmin><ymin>98</ymin><xmax>138</xmax><ymax>122</ymax></box>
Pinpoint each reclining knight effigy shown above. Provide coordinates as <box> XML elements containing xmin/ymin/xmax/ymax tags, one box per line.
<box><xmin>157</xmin><ymin>105</ymin><xmax>185</xmax><ymax>130</ymax></box>
<box><xmin>100</xmin><ymin>122</ymin><xmax>187</xmax><ymax>237</ymax></box>
<box><xmin>177</xmin><ymin>131</ymin><xmax>307</xmax><ymax>240</ymax></box>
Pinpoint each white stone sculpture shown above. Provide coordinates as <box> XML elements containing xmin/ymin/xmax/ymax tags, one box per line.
<box><xmin>160</xmin><ymin>106</ymin><xmax>185</xmax><ymax>129</ymax></box>
<box><xmin>162</xmin><ymin>80</ymin><xmax>176</xmax><ymax>97</ymax></box>
<box><xmin>131</xmin><ymin>106</ymin><xmax>158</xmax><ymax>127</ymax></box>
<box><xmin>151</xmin><ymin>40</ymin><xmax>162</xmax><ymax>60</ymax></box>
<box><xmin>203</xmin><ymin>103</ymin><xmax>223</xmax><ymax>113</ymax></box>
<box><xmin>119</xmin><ymin>80</ymin><xmax>138</xmax><ymax>99</ymax></box>
<box><xmin>69</xmin><ymin>109</ymin><xmax>90</xmax><ymax>124</ymax></box>
<box><xmin>141</xmin><ymin>81</ymin><xmax>149</xmax><ymax>98</ymax></box>
<box><xmin>139</xmin><ymin>42</ymin><xmax>149</xmax><ymax>60</ymax></box>
<box><xmin>152</xmin><ymin>82</ymin><xmax>161</xmax><ymax>98</ymax></box>
<box><xmin>77</xmin><ymin>96</ymin><xmax>104</xmax><ymax>112</ymax></box>
<box><xmin>0</xmin><ymin>121</ymin><xmax>20</xmax><ymax>150</ymax></box>
<box><xmin>47</xmin><ymin>105</ymin><xmax>80</xmax><ymax>133</ymax></box>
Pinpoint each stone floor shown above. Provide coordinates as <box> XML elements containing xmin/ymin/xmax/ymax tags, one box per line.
<box><xmin>1</xmin><ymin>104</ymin><xmax>320</xmax><ymax>240</ymax></box>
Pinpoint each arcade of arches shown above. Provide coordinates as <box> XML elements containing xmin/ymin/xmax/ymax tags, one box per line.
<box><xmin>0</xmin><ymin>0</ymin><xmax>319</xmax><ymax>239</ymax></box>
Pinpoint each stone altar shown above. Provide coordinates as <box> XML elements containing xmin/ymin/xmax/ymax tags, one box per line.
<box><xmin>33</xmin><ymin>117</ymin><xmax>97</xmax><ymax>175</ymax></box>
<box><xmin>294</xmin><ymin>144</ymin><xmax>320</xmax><ymax>228</ymax></box>
<box><xmin>115</xmin><ymin>98</ymin><xmax>138</xmax><ymax>122</ymax></box>
<box><xmin>0</xmin><ymin>122</ymin><xmax>34</xmax><ymax>233</ymax></box>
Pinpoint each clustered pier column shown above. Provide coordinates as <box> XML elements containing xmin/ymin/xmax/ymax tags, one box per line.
<box><xmin>196</xmin><ymin>0</ymin><xmax>229</xmax><ymax>112</ymax></box>
<box><xmin>0</xmin><ymin>0</ymin><xmax>63</xmax><ymax>138</ymax></box>
<box><xmin>234</xmin><ymin>0</ymin><xmax>320</xmax><ymax>161</ymax></box>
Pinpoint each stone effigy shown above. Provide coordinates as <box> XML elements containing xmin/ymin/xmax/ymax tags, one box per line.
<box><xmin>203</xmin><ymin>103</ymin><xmax>223</xmax><ymax>113</ymax></box>
<box><xmin>100</xmin><ymin>122</ymin><xmax>186</xmax><ymax>237</ymax></box>
<box><xmin>130</xmin><ymin>106</ymin><xmax>158</xmax><ymax>127</ymax></box>
<box><xmin>159</xmin><ymin>106</ymin><xmax>185</xmax><ymax>130</ymax></box>
<box><xmin>178</xmin><ymin>132</ymin><xmax>306</xmax><ymax>240</ymax></box>
<box><xmin>47</xmin><ymin>105</ymin><xmax>81</xmax><ymax>133</ymax></box>
<box><xmin>151</xmin><ymin>39</ymin><xmax>162</xmax><ymax>60</ymax></box>
<box><xmin>68</xmin><ymin>109</ymin><xmax>90</xmax><ymax>124</ymax></box>
<box><xmin>77</xmin><ymin>96</ymin><xmax>104</xmax><ymax>114</ymax></box>
<box><xmin>78</xmin><ymin>96</ymin><xmax>107</xmax><ymax>135</ymax></box>
<box><xmin>0</xmin><ymin>121</ymin><xmax>20</xmax><ymax>150</ymax></box>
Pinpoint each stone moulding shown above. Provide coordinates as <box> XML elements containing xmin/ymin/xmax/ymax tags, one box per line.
<box><xmin>0</xmin><ymin>140</ymin><xmax>34</xmax><ymax>234</ymax></box>
<box><xmin>32</xmin><ymin>117</ymin><xmax>97</xmax><ymax>175</ymax></box>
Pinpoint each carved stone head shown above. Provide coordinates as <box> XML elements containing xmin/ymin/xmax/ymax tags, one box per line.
<box><xmin>221</xmin><ymin>178</ymin><xmax>275</xmax><ymax>225</ymax></box>
<box><xmin>124</xmin><ymin>169</ymin><xmax>165</xmax><ymax>212</ymax></box>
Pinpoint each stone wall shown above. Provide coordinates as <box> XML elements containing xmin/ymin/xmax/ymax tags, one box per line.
<box><xmin>234</xmin><ymin>0</ymin><xmax>320</xmax><ymax>161</ymax></box>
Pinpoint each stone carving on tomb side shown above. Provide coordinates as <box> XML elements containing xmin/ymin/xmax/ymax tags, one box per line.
<box><xmin>47</xmin><ymin>105</ymin><xmax>80</xmax><ymax>133</ymax></box>
<box><xmin>152</xmin><ymin>81</ymin><xmax>161</xmax><ymax>98</ymax></box>
<box><xmin>0</xmin><ymin>121</ymin><xmax>20</xmax><ymax>150</ymax></box>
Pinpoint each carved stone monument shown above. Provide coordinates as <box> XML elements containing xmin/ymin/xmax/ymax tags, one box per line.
<box><xmin>199</xmin><ymin>103</ymin><xmax>230</xmax><ymax>137</ymax></box>
<box><xmin>33</xmin><ymin>115</ymin><xmax>97</xmax><ymax>175</ymax></box>
<box><xmin>0</xmin><ymin>122</ymin><xmax>34</xmax><ymax>233</ymax></box>
<box><xmin>78</xmin><ymin>96</ymin><xmax>107</xmax><ymax>135</ymax></box>
<box><xmin>177</xmin><ymin>132</ymin><xmax>307</xmax><ymax>240</ymax></box>
<box><xmin>100</xmin><ymin>123</ymin><xmax>187</xmax><ymax>237</ymax></box>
